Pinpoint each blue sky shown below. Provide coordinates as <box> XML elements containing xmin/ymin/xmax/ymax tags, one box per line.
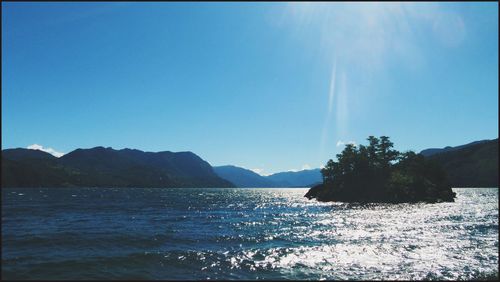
<box><xmin>2</xmin><ymin>2</ymin><xmax>498</xmax><ymax>175</ymax></box>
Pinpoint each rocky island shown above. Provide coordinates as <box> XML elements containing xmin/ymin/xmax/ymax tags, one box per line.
<box><xmin>305</xmin><ymin>136</ymin><xmax>456</xmax><ymax>203</ymax></box>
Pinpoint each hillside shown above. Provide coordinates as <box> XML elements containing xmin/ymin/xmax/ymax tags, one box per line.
<box><xmin>266</xmin><ymin>169</ymin><xmax>322</xmax><ymax>187</ymax></box>
<box><xmin>213</xmin><ymin>166</ymin><xmax>277</xmax><ymax>188</ymax></box>
<box><xmin>424</xmin><ymin>139</ymin><xmax>498</xmax><ymax>187</ymax></box>
<box><xmin>1</xmin><ymin>147</ymin><xmax>234</xmax><ymax>188</ymax></box>
<box><xmin>420</xmin><ymin>139</ymin><xmax>491</xmax><ymax>157</ymax></box>
<box><xmin>214</xmin><ymin>166</ymin><xmax>322</xmax><ymax>188</ymax></box>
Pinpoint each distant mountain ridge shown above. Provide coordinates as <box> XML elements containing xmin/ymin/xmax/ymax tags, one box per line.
<box><xmin>422</xmin><ymin>139</ymin><xmax>498</xmax><ymax>187</ymax></box>
<box><xmin>3</xmin><ymin>138</ymin><xmax>496</xmax><ymax>188</ymax></box>
<box><xmin>2</xmin><ymin>147</ymin><xmax>234</xmax><ymax>188</ymax></box>
<box><xmin>214</xmin><ymin>137</ymin><xmax>498</xmax><ymax>188</ymax></box>
<box><xmin>266</xmin><ymin>169</ymin><xmax>322</xmax><ymax>187</ymax></box>
<box><xmin>213</xmin><ymin>166</ymin><xmax>321</xmax><ymax>188</ymax></box>
<box><xmin>2</xmin><ymin>148</ymin><xmax>57</xmax><ymax>161</ymax></box>
<box><xmin>212</xmin><ymin>166</ymin><xmax>277</xmax><ymax>188</ymax></box>
<box><xmin>420</xmin><ymin>139</ymin><xmax>492</xmax><ymax>157</ymax></box>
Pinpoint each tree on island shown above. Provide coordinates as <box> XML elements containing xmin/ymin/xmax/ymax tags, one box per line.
<box><xmin>305</xmin><ymin>136</ymin><xmax>456</xmax><ymax>203</ymax></box>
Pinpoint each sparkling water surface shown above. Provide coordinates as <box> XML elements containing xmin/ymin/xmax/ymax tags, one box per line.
<box><xmin>2</xmin><ymin>188</ymin><xmax>498</xmax><ymax>280</ymax></box>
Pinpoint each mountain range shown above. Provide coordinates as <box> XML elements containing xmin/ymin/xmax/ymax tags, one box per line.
<box><xmin>213</xmin><ymin>166</ymin><xmax>321</xmax><ymax>188</ymax></box>
<box><xmin>1</xmin><ymin>138</ymin><xmax>497</xmax><ymax>188</ymax></box>
<box><xmin>420</xmin><ymin>139</ymin><xmax>492</xmax><ymax>157</ymax></box>
<box><xmin>422</xmin><ymin>138</ymin><xmax>498</xmax><ymax>187</ymax></box>
<box><xmin>2</xmin><ymin>147</ymin><xmax>233</xmax><ymax>188</ymax></box>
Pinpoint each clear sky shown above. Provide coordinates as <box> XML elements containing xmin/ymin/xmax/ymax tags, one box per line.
<box><xmin>2</xmin><ymin>2</ymin><xmax>498</xmax><ymax>175</ymax></box>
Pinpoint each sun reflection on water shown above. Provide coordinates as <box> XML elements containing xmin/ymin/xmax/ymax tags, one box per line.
<box><xmin>2</xmin><ymin>187</ymin><xmax>498</xmax><ymax>280</ymax></box>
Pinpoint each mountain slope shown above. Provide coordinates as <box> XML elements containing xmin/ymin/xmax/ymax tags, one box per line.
<box><xmin>266</xmin><ymin>169</ymin><xmax>322</xmax><ymax>187</ymax></box>
<box><xmin>1</xmin><ymin>157</ymin><xmax>75</xmax><ymax>187</ymax></box>
<box><xmin>213</xmin><ymin>166</ymin><xmax>277</xmax><ymax>188</ymax></box>
<box><xmin>420</xmin><ymin>139</ymin><xmax>491</xmax><ymax>157</ymax></box>
<box><xmin>213</xmin><ymin>166</ymin><xmax>322</xmax><ymax>188</ymax></box>
<box><xmin>2</xmin><ymin>148</ymin><xmax>57</xmax><ymax>161</ymax></box>
<box><xmin>2</xmin><ymin>147</ymin><xmax>234</xmax><ymax>188</ymax></box>
<box><xmin>424</xmin><ymin>139</ymin><xmax>498</xmax><ymax>187</ymax></box>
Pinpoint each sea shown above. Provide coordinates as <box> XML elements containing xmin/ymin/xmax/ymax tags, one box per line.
<box><xmin>1</xmin><ymin>187</ymin><xmax>498</xmax><ymax>280</ymax></box>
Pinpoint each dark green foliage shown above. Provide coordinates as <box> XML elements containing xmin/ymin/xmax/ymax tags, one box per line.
<box><xmin>1</xmin><ymin>147</ymin><xmax>235</xmax><ymax>188</ymax></box>
<box><xmin>305</xmin><ymin>136</ymin><xmax>456</xmax><ymax>203</ymax></box>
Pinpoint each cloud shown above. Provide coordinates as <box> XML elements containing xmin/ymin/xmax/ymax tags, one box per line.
<box><xmin>336</xmin><ymin>140</ymin><xmax>356</xmax><ymax>147</ymax></box>
<box><xmin>249</xmin><ymin>164</ymin><xmax>317</xmax><ymax>176</ymax></box>
<box><xmin>249</xmin><ymin>168</ymin><xmax>272</xmax><ymax>176</ymax></box>
<box><xmin>285</xmin><ymin>164</ymin><xmax>314</xmax><ymax>173</ymax></box>
<box><xmin>27</xmin><ymin>144</ymin><xmax>65</xmax><ymax>157</ymax></box>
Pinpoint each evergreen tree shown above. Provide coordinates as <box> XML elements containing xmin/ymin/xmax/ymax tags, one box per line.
<box><xmin>312</xmin><ymin>136</ymin><xmax>455</xmax><ymax>203</ymax></box>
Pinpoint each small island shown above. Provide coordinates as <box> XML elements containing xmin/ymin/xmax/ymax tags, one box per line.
<box><xmin>305</xmin><ymin>136</ymin><xmax>456</xmax><ymax>203</ymax></box>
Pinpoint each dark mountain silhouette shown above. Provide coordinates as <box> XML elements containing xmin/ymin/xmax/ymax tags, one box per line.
<box><xmin>423</xmin><ymin>139</ymin><xmax>498</xmax><ymax>187</ymax></box>
<box><xmin>213</xmin><ymin>166</ymin><xmax>277</xmax><ymax>188</ymax></box>
<box><xmin>3</xmin><ymin>138</ymin><xmax>496</xmax><ymax>189</ymax></box>
<box><xmin>214</xmin><ymin>166</ymin><xmax>322</xmax><ymax>188</ymax></box>
<box><xmin>2</xmin><ymin>147</ymin><xmax>234</xmax><ymax>188</ymax></box>
<box><xmin>2</xmin><ymin>157</ymin><xmax>72</xmax><ymax>187</ymax></box>
<box><xmin>420</xmin><ymin>139</ymin><xmax>491</xmax><ymax>157</ymax></box>
<box><xmin>2</xmin><ymin>148</ymin><xmax>57</xmax><ymax>161</ymax></box>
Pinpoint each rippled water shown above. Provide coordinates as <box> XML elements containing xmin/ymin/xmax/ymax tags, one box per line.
<box><xmin>2</xmin><ymin>188</ymin><xmax>498</xmax><ymax>280</ymax></box>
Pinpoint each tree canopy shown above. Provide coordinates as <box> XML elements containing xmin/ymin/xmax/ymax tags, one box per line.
<box><xmin>307</xmin><ymin>136</ymin><xmax>456</xmax><ymax>203</ymax></box>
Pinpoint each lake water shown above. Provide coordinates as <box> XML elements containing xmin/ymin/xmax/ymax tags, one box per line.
<box><xmin>1</xmin><ymin>188</ymin><xmax>498</xmax><ymax>280</ymax></box>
